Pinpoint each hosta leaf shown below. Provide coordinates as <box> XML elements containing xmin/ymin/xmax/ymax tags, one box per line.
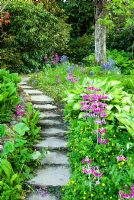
<box><xmin>73</xmin><ymin>102</ymin><xmax>81</xmax><ymax>111</ymax></box>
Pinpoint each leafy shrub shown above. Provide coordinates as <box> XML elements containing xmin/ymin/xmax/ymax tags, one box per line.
<box><xmin>67</xmin><ymin>34</ymin><xmax>92</xmax><ymax>62</ymax></box>
<box><xmin>63</xmin><ymin>78</ymin><xmax>134</xmax><ymax>199</ymax></box>
<box><xmin>1</xmin><ymin>0</ymin><xmax>70</xmax><ymax>73</ymax></box>
<box><xmin>107</xmin><ymin>50</ymin><xmax>134</xmax><ymax>74</ymax></box>
<box><xmin>83</xmin><ymin>50</ymin><xmax>134</xmax><ymax>75</ymax></box>
<box><xmin>0</xmin><ymin>103</ymin><xmax>42</xmax><ymax>199</ymax></box>
<box><xmin>0</xmin><ymin>69</ymin><xmax>21</xmax><ymax>122</ymax></box>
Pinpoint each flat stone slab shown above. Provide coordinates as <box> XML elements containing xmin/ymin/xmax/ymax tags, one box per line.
<box><xmin>27</xmin><ymin>193</ymin><xmax>58</xmax><ymax>200</ymax></box>
<box><xmin>33</xmin><ymin>104</ymin><xmax>57</xmax><ymax>111</ymax></box>
<box><xmin>42</xmin><ymin>151</ymin><xmax>69</xmax><ymax>165</ymax></box>
<box><xmin>39</xmin><ymin>112</ymin><xmax>60</xmax><ymax>120</ymax></box>
<box><xmin>28</xmin><ymin>166</ymin><xmax>70</xmax><ymax>187</ymax></box>
<box><xmin>36</xmin><ymin>137</ymin><xmax>67</xmax><ymax>150</ymax></box>
<box><xmin>30</xmin><ymin>95</ymin><xmax>54</xmax><ymax>104</ymax></box>
<box><xmin>39</xmin><ymin>119</ymin><xmax>63</xmax><ymax>127</ymax></box>
<box><xmin>19</xmin><ymin>81</ymin><xmax>27</xmax><ymax>85</ymax></box>
<box><xmin>23</xmin><ymin>89</ymin><xmax>43</xmax><ymax>95</ymax></box>
<box><xmin>41</xmin><ymin>128</ymin><xmax>66</xmax><ymax>137</ymax></box>
<box><xmin>20</xmin><ymin>85</ymin><xmax>33</xmax><ymax>89</ymax></box>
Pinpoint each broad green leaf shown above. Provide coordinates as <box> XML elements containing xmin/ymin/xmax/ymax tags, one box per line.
<box><xmin>31</xmin><ymin>151</ymin><xmax>41</xmax><ymax>160</ymax></box>
<box><xmin>3</xmin><ymin>141</ymin><xmax>15</xmax><ymax>155</ymax></box>
<box><xmin>14</xmin><ymin>123</ymin><xmax>29</xmax><ymax>136</ymax></box>
<box><xmin>73</xmin><ymin>102</ymin><xmax>81</xmax><ymax>111</ymax></box>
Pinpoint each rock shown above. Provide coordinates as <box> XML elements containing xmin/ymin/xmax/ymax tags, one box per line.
<box><xmin>41</xmin><ymin>151</ymin><xmax>69</xmax><ymax>165</ymax></box>
<box><xmin>39</xmin><ymin>112</ymin><xmax>60</xmax><ymax>120</ymax></box>
<box><xmin>35</xmin><ymin>137</ymin><xmax>67</xmax><ymax>150</ymax></box>
<box><xmin>20</xmin><ymin>85</ymin><xmax>33</xmax><ymax>89</ymax></box>
<box><xmin>28</xmin><ymin>166</ymin><xmax>70</xmax><ymax>187</ymax></box>
<box><xmin>33</xmin><ymin>104</ymin><xmax>57</xmax><ymax>111</ymax></box>
<box><xmin>23</xmin><ymin>90</ymin><xmax>43</xmax><ymax>95</ymax></box>
<box><xmin>41</xmin><ymin>128</ymin><xmax>66</xmax><ymax>137</ymax></box>
<box><xmin>39</xmin><ymin>119</ymin><xmax>63</xmax><ymax>127</ymax></box>
<box><xmin>30</xmin><ymin>95</ymin><xmax>54</xmax><ymax>104</ymax></box>
<box><xmin>27</xmin><ymin>193</ymin><xmax>58</xmax><ymax>200</ymax></box>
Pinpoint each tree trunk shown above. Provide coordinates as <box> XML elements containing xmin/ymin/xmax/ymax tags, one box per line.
<box><xmin>95</xmin><ymin>1</ymin><xmax>106</xmax><ymax>64</ymax></box>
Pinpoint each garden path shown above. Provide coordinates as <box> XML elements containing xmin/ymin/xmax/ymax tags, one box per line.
<box><xmin>19</xmin><ymin>77</ymin><xmax>70</xmax><ymax>200</ymax></box>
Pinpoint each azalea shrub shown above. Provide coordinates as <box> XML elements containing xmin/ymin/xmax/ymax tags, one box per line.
<box><xmin>0</xmin><ymin>69</ymin><xmax>21</xmax><ymax>123</ymax></box>
<box><xmin>63</xmin><ymin>78</ymin><xmax>134</xmax><ymax>200</ymax></box>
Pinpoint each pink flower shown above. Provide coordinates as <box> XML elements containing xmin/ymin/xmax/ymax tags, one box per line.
<box><xmin>117</xmin><ymin>155</ymin><xmax>128</xmax><ymax>162</ymax></box>
<box><xmin>122</xmin><ymin>194</ymin><xmax>130</xmax><ymax>199</ymax></box>
<box><xmin>96</xmin><ymin>180</ymin><xmax>100</xmax><ymax>185</ymax></box>
<box><xmin>0</xmin><ymin>144</ymin><xmax>3</xmax><ymax>152</ymax></box>
<box><xmin>82</xmin><ymin>157</ymin><xmax>91</xmax><ymax>164</ymax></box>
<box><xmin>131</xmin><ymin>185</ymin><xmax>134</xmax><ymax>191</ymax></box>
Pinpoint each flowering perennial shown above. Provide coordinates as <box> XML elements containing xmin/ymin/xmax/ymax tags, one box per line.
<box><xmin>82</xmin><ymin>157</ymin><xmax>102</xmax><ymax>186</ymax></box>
<box><xmin>81</xmin><ymin>84</ymin><xmax>109</xmax><ymax>144</ymax></box>
<box><xmin>66</xmin><ymin>73</ymin><xmax>80</xmax><ymax>83</ymax></box>
<box><xmin>16</xmin><ymin>105</ymin><xmax>25</xmax><ymax>118</ymax></box>
<box><xmin>119</xmin><ymin>185</ymin><xmax>134</xmax><ymax>199</ymax></box>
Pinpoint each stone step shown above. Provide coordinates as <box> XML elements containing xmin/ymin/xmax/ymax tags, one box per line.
<box><xmin>19</xmin><ymin>81</ymin><xmax>27</xmax><ymax>85</ymax></box>
<box><xmin>28</xmin><ymin>166</ymin><xmax>70</xmax><ymax>187</ymax></box>
<box><xmin>41</xmin><ymin>128</ymin><xmax>66</xmax><ymax>137</ymax></box>
<box><xmin>41</xmin><ymin>151</ymin><xmax>69</xmax><ymax>165</ymax></box>
<box><xmin>39</xmin><ymin>119</ymin><xmax>63</xmax><ymax>127</ymax></box>
<box><xmin>30</xmin><ymin>95</ymin><xmax>54</xmax><ymax>104</ymax></box>
<box><xmin>39</xmin><ymin>112</ymin><xmax>61</xmax><ymax>120</ymax></box>
<box><xmin>20</xmin><ymin>85</ymin><xmax>33</xmax><ymax>89</ymax></box>
<box><xmin>23</xmin><ymin>89</ymin><xmax>43</xmax><ymax>95</ymax></box>
<box><xmin>35</xmin><ymin>137</ymin><xmax>67</xmax><ymax>150</ymax></box>
<box><xmin>33</xmin><ymin>104</ymin><xmax>57</xmax><ymax>111</ymax></box>
<box><xmin>27</xmin><ymin>193</ymin><xmax>58</xmax><ymax>200</ymax></box>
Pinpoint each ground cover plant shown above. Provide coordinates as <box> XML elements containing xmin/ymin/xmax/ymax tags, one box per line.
<box><xmin>0</xmin><ymin>103</ymin><xmax>43</xmax><ymax>199</ymax></box>
<box><xmin>0</xmin><ymin>69</ymin><xmax>21</xmax><ymax>123</ymax></box>
<box><xmin>29</xmin><ymin>65</ymin><xmax>134</xmax><ymax>199</ymax></box>
<box><xmin>62</xmin><ymin>78</ymin><xmax>134</xmax><ymax>200</ymax></box>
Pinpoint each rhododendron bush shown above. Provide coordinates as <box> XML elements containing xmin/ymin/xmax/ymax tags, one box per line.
<box><xmin>1</xmin><ymin>0</ymin><xmax>70</xmax><ymax>73</ymax></box>
<box><xmin>63</xmin><ymin>77</ymin><xmax>134</xmax><ymax>200</ymax></box>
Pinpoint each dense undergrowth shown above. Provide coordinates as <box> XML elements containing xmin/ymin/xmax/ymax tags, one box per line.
<box><xmin>29</xmin><ymin>64</ymin><xmax>134</xmax><ymax>200</ymax></box>
<box><xmin>0</xmin><ymin>70</ymin><xmax>43</xmax><ymax>199</ymax></box>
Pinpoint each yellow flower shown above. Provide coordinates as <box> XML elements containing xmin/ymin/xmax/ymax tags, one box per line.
<box><xmin>121</xmin><ymin>161</ymin><xmax>125</xmax><ymax>165</ymax></box>
<box><xmin>104</xmin><ymin>192</ymin><xmax>106</xmax><ymax>195</ymax></box>
<box><xmin>112</xmin><ymin>143</ymin><xmax>114</xmax><ymax>146</ymax></box>
<box><xmin>91</xmin><ymin>194</ymin><xmax>94</xmax><ymax>197</ymax></box>
<box><xmin>83</xmin><ymin>197</ymin><xmax>86</xmax><ymax>200</ymax></box>
<box><xmin>84</xmin><ymin>192</ymin><xmax>86</xmax><ymax>195</ymax></box>
<box><xmin>110</xmin><ymin>197</ymin><xmax>112</xmax><ymax>199</ymax></box>
<box><xmin>102</xmin><ymin>183</ymin><xmax>105</xmax><ymax>187</ymax></box>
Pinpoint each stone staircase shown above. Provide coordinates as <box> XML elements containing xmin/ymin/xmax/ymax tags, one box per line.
<box><xmin>19</xmin><ymin>78</ymin><xmax>70</xmax><ymax>200</ymax></box>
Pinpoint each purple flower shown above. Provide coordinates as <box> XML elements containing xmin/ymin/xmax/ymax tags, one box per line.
<box><xmin>60</xmin><ymin>55</ymin><xmax>68</xmax><ymax>63</ymax></box>
<box><xmin>0</xmin><ymin>144</ymin><xmax>3</xmax><ymax>152</ymax></box>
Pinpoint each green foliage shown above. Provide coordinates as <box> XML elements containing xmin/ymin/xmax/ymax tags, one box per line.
<box><xmin>0</xmin><ymin>103</ymin><xmax>42</xmax><ymax>199</ymax></box>
<box><xmin>61</xmin><ymin>0</ymin><xmax>94</xmax><ymax>38</ymax></box>
<box><xmin>1</xmin><ymin>0</ymin><xmax>70</xmax><ymax>73</ymax></box>
<box><xmin>63</xmin><ymin>77</ymin><xmax>134</xmax><ymax>199</ymax></box>
<box><xmin>84</xmin><ymin>50</ymin><xmax>134</xmax><ymax>75</ymax></box>
<box><xmin>0</xmin><ymin>69</ymin><xmax>21</xmax><ymax>123</ymax></box>
<box><xmin>29</xmin><ymin>63</ymin><xmax>90</xmax><ymax>102</ymax></box>
<box><xmin>67</xmin><ymin>34</ymin><xmax>93</xmax><ymax>62</ymax></box>
<box><xmin>107</xmin><ymin>50</ymin><xmax>134</xmax><ymax>74</ymax></box>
